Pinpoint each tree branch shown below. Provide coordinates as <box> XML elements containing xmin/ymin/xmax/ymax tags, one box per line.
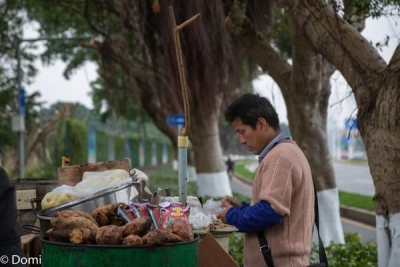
<box><xmin>53</xmin><ymin>0</ymin><xmax>107</xmax><ymax>36</ymax></box>
<box><xmin>225</xmin><ymin>0</ymin><xmax>292</xmax><ymax>91</ymax></box>
<box><xmin>343</xmin><ymin>0</ymin><xmax>367</xmax><ymax>32</ymax></box>
<box><xmin>388</xmin><ymin>44</ymin><xmax>400</xmax><ymax>71</ymax></box>
<box><xmin>284</xmin><ymin>0</ymin><xmax>387</xmax><ymax>101</ymax></box>
<box><xmin>83</xmin><ymin>0</ymin><xmax>107</xmax><ymax>36</ymax></box>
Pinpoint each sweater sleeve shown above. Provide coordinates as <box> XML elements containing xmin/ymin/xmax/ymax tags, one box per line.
<box><xmin>241</xmin><ymin>201</ymin><xmax>250</xmax><ymax>207</ymax></box>
<box><xmin>225</xmin><ymin>200</ymin><xmax>282</xmax><ymax>232</ymax></box>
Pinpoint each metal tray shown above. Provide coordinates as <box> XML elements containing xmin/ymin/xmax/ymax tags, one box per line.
<box><xmin>35</xmin><ymin>182</ymin><xmax>140</xmax><ymax>236</ymax></box>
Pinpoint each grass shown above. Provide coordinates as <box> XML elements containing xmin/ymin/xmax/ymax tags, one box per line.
<box><xmin>339</xmin><ymin>191</ymin><xmax>374</xmax><ymax>211</ymax></box>
<box><xmin>148</xmin><ymin>166</ymin><xmax>197</xmax><ymax>197</ymax></box>
<box><xmin>234</xmin><ymin>160</ymin><xmax>375</xmax><ymax>212</ymax></box>
<box><xmin>234</xmin><ymin>160</ymin><xmax>256</xmax><ymax>182</ymax></box>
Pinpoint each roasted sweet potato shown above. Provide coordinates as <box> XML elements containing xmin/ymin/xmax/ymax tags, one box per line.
<box><xmin>70</xmin><ymin>227</ymin><xmax>96</xmax><ymax>244</ymax></box>
<box><xmin>48</xmin><ymin>228</ymin><xmax>72</xmax><ymax>243</ymax></box>
<box><xmin>123</xmin><ymin>235</ymin><xmax>143</xmax><ymax>246</ymax></box>
<box><xmin>167</xmin><ymin>219</ymin><xmax>194</xmax><ymax>241</ymax></box>
<box><xmin>95</xmin><ymin>225</ymin><xmax>122</xmax><ymax>245</ymax></box>
<box><xmin>142</xmin><ymin>229</ymin><xmax>182</xmax><ymax>245</ymax></box>
<box><xmin>91</xmin><ymin>203</ymin><xmax>127</xmax><ymax>226</ymax></box>
<box><xmin>53</xmin><ymin>210</ymin><xmax>97</xmax><ymax>223</ymax></box>
<box><xmin>51</xmin><ymin>210</ymin><xmax>98</xmax><ymax>231</ymax></box>
<box><xmin>121</xmin><ymin>217</ymin><xmax>152</xmax><ymax>237</ymax></box>
<box><xmin>91</xmin><ymin>211</ymin><xmax>109</xmax><ymax>226</ymax></box>
<box><xmin>109</xmin><ymin>215</ymin><xmax>126</xmax><ymax>227</ymax></box>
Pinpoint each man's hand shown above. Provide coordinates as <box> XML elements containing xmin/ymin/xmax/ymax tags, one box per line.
<box><xmin>216</xmin><ymin>207</ymin><xmax>230</xmax><ymax>224</ymax></box>
<box><xmin>221</xmin><ymin>196</ymin><xmax>241</xmax><ymax>207</ymax></box>
<box><xmin>216</xmin><ymin>199</ymin><xmax>234</xmax><ymax>224</ymax></box>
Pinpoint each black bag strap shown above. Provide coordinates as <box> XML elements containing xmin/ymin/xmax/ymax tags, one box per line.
<box><xmin>257</xmin><ymin>231</ymin><xmax>274</xmax><ymax>267</ymax></box>
<box><xmin>257</xmin><ymin>182</ymin><xmax>328</xmax><ymax>266</ymax></box>
<box><xmin>313</xmin><ymin>183</ymin><xmax>328</xmax><ymax>264</ymax></box>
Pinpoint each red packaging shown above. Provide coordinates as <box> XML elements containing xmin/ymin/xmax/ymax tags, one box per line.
<box><xmin>158</xmin><ymin>202</ymin><xmax>190</xmax><ymax>230</ymax></box>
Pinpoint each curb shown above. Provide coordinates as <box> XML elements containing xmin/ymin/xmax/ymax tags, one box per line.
<box><xmin>340</xmin><ymin>205</ymin><xmax>375</xmax><ymax>227</ymax></box>
<box><xmin>233</xmin><ymin>174</ymin><xmax>376</xmax><ymax>228</ymax></box>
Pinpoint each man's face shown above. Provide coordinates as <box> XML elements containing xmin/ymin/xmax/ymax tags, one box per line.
<box><xmin>232</xmin><ymin>117</ymin><xmax>269</xmax><ymax>155</ymax></box>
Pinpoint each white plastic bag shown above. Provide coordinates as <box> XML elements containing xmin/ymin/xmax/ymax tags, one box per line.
<box><xmin>202</xmin><ymin>198</ymin><xmax>224</xmax><ymax>215</ymax></box>
<box><xmin>189</xmin><ymin>207</ymin><xmax>213</xmax><ymax>230</ymax></box>
<box><xmin>76</xmin><ymin>169</ymin><xmax>131</xmax><ymax>197</ymax></box>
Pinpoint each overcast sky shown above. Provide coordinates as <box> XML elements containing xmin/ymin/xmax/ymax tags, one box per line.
<box><xmin>24</xmin><ymin>15</ymin><xmax>399</xmax><ymax>129</ymax></box>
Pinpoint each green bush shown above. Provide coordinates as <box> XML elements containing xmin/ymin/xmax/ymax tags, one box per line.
<box><xmin>229</xmin><ymin>232</ymin><xmax>244</xmax><ymax>266</ymax></box>
<box><xmin>229</xmin><ymin>232</ymin><xmax>377</xmax><ymax>267</ymax></box>
<box><xmin>25</xmin><ymin>162</ymin><xmax>57</xmax><ymax>179</ymax></box>
<box><xmin>311</xmin><ymin>233</ymin><xmax>377</xmax><ymax>266</ymax></box>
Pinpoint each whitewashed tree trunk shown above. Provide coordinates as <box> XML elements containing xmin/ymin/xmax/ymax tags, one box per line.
<box><xmin>376</xmin><ymin>214</ymin><xmax>400</xmax><ymax>267</ymax></box>
<box><xmin>190</xmin><ymin>111</ymin><xmax>232</xmax><ymax>198</ymax></box>
<box><xmin>317</xmin><ymin>189</ymin><xmax>344</xmax><ymax>245</ymax></box>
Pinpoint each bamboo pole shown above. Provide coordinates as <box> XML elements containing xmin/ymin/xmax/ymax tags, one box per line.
<box><xmin>169</xmin><ymin>6</ymin><xmax>200</xmax><ymax>137</ymax></box>
<box><xmin>169</xmin><ymin>6</ymin><xmax>200</xmax><ymax>204</ymax></box>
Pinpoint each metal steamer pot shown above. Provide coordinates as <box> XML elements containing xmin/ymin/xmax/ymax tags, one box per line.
<box><xmin>35</xmin><ymin>182</ymin><xmax>140</xmax><ymax>237</ymax></box>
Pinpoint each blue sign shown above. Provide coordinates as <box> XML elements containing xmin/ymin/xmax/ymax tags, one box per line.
<box><xmin>88</xmin><ymin>127</ymin><xmax>96</xmax><ymax>163</ymax></box>
<box><xmin>345</xmin><ymin>118</ymin><xmax>358</xmax><ymax>130</ymax></box>
<box><xmin>167</xmin><ymin>114</ymin><xmax>185</xmax><ymax>126</ymax></box>
<box><xmin>18</xmin><ymin>88</ymin><xmax>26</xmax><ymax>115</ymax></box>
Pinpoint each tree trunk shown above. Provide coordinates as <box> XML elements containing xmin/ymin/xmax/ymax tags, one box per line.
<box><xmin>360</xmin><ymin>69</ymin><xmax>400</xmax><ymax>266</ymax></box>
<box><xmin>288</xmin><ymin>21</ymin><xmax>344</xmax><ymax>244</ymax></box>
<box><xmin>190</xmin><ymin>109</ymin><xmax>232</xmax><ymax>198</ymax></box>
<box><xmin>285</xmin><ymin>0</ymin><xmax>400</xmax><ymax>264</ymax></box>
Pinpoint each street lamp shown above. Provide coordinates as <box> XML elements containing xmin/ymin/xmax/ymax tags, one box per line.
<box><xmin>14</xmin><ymin>35</ymin><xmax>94</xmax><ymax>178</ymax></box>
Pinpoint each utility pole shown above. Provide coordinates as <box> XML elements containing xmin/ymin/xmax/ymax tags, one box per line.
<box><xmin>14</xmin><ymin>35</ymin><xmax>94</xmax><ymax>178</ymax></box>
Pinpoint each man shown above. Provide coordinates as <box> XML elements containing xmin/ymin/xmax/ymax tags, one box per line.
<box><xmin>0</xmin><ymin>167</ymin><xmax>26</xmax><ymax>267</ymax></box>
<box><xmin>217</xmin><ymin>93</ymin><xmax>314</xmax><ymax>266</ymax></box>
<box><xmin>226</xmin><ymin>155</ymin><xmax>234</xmax><ymax>179</ymax></box>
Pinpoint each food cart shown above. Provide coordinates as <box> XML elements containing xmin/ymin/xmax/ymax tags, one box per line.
<box><xmin>27</xmin><ymin>158</ymin><xmax>236</xmax><ymax>267</ymax></box>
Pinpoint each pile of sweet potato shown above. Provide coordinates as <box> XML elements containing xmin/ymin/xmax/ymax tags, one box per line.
<box><xmin>46</xmin><ymin>203</ymin><xmax>194</xmax><ymax>246</ymax></box>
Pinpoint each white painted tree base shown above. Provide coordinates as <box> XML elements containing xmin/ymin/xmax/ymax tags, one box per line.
<box><xmin>317</xmin><ymin>188</ymin><xmax>345</xmax><ymax>245</ymax></box>
<box><xmin>187</xmin><ymin>165</ymin><xmax>197</xmax><ymax>181</ymax></box>
<box><xmin>172</xmin><ymin>162</ymin><xmax>196</xmax><ymax>181</ymax></box>
<box><xmin>377</xmin><ymin>213</ymin><xmax>400</xmax><ymax>267</ymax></box>
<box><xmin>196</xmin><ymin>171</ymin><xmax>232</xmax><ymax>198</ymax></box>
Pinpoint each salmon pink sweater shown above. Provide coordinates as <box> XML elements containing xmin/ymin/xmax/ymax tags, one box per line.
<box><xmin>243</xmin><ymin>140</ymin><xmax>314</xmax><ymax>267</ymax></box>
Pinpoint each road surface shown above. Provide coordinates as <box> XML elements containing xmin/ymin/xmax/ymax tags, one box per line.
<box><xmin>333</xmin><ymin>162</ymin><xmax>374</xmax><ymax>196</ymax></box>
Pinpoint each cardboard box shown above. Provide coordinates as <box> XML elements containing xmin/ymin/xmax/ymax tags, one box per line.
<box><xmin>198</xmin><ymin>234</ymin><xmax>238</xmax><ymax>267</ymax></box>
<box><xmin>57</xmin><ymin>158</ymin><xmax>131</xmax><ymax>186</ymax></box>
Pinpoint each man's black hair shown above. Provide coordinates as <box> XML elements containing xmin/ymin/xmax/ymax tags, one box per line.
<box><xmin>224</xmin><ymin>93</ymin><xmax>280</xmax><ymax>130</ymax></box>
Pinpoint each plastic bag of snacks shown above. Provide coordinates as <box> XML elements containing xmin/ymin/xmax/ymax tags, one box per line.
<box><xmin>158</xmin><ymin>202</ymin><xmax>190</xmax><ymax>230</ymax></box>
